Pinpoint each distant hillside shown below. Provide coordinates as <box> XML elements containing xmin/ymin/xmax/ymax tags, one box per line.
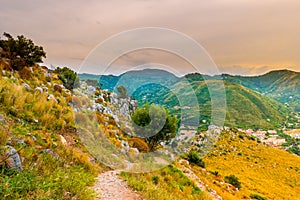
<box><xmin>79</xmin><ymin>68</ymin><xmax>179</xmax><ymax>93</ymax></box>
<box><xmin>222</xmin><ymin>70</ymin><xmax>300</xmax><ymax>110</ymax></box>
<box><xmin>133</xmin><ymin>80</ymin><xmax>289</xmax><ymax>129</ymax></box>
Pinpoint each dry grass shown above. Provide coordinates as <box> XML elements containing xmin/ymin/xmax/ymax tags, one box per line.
<box><xmin>192</xmin><ymin>131</ymin><xmax>300</xmax><ymax>200</ymax></box>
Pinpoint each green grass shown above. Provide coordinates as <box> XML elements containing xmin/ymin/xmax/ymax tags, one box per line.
<box><xmin>120</xmin><ymin>165</ymin><xmax>210</xmax><ymax>200</ymax></box>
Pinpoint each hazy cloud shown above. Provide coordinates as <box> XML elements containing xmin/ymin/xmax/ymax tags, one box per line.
<box><xmin>0</xmin><ymin>0</ymin><xmax>299</xmax><ymax>75</ymax></box>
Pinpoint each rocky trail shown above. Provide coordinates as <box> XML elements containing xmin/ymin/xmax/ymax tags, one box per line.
<box><xmin>93</xmin><ymin>170</ymin><xmax>143</xmax><ymax>200</ymax></box>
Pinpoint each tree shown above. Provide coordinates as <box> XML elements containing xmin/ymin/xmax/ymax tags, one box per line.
<box><xmin>116</xmin><ymin>85</ymin><xmax>128</xmax><ymax>98</ymax></box>
<box><xmin>54</xmin><ymin>67</ymin><xmax>80</xmax><ymax>90</ymax></box>
<box><xmin>131</xmin><ymin>104</ymin><xmax>177</xmax><ymax>150</ymax></box>
<box><xmin>0</xmin><ymin>32</ymin><xmax>46</xmax><ymax>70</ymax></box>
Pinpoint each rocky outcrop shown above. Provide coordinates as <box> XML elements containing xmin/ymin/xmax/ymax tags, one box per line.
<box><xmin>0</xmin><ymin>145</ymin><xmax>22</xmax><ymax>172</ymax></box>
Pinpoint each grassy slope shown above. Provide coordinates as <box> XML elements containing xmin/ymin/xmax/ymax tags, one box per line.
<box><xmin>122</xmin><ymin>131</ymin><xmax>300</xmax><ymax>200</ymax></box>
<box><xmin>196</xmin><ymin>131</ymin><xmax>300</xmax><ymax>200</ymax></box>
<box><xmin>133</xmin><ymin>80</ymin><xmax>289</xmax><ymax>129</ymax></box>
<box><xmin>223</xmin><ymin>70</ymin><xmax>300</xmax><ymax>106</ymax></box>
<box><xmin>0</xmin><ymin>64</ymin><xmax>101</xmax><ymax>199</ymax></box>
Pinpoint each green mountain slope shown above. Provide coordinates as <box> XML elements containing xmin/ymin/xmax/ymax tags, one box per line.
<box><xmin>133</xmin><ymin>80</ymin><xmax>289</xmax><ymax>129</ymax></box>
<box><xmin>222</xmin><ymin>70</ymin><xmax>300</xmax><ymax>110</ymax></box>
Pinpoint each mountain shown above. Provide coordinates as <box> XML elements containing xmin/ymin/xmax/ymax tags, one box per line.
<box><xmin>221</xmin><ymin>69</ymin><xmax>300</xmax><ymax>110</ymax></box>
<box><xmin>79</xmin><ymin>68</ymin><xmax>298</xmax><ymax>128</ymax></box>
<box><xmin>132</xmin><ymin>79</ymin><xmax>290</xmax><ymax>129</ymax></box>
<box><xmin>79</xmin><ymin>68</ymin><xmax>179</xmax><ymax>93</ymax></box>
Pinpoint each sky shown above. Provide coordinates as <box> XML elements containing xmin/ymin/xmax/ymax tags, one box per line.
<box><xmin>0</xmin><ymin>0</ymin><xmax>300</xmax><ymax>76</ymax></box>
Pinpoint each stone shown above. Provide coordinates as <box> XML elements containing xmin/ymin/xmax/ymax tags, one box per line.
<box><xmin>59</xmin><ymin>135</ymin><xmax>67</xmax><ymax>146</ymax></box>
<box><xmin>87</xmin><ymin>86</ymin><xmax>96</xmax><ymax>95</ymax></box>
<box><xmin>47</xmin><ymin>94</ymin><xmax>57</xmax><ymax>103</ymax></box>
<box><xmin>1</xmin><ymin>145</ymin><xmax>22</xmax><ymax>172</ymax></box>
<box><xmin>23</xmin><ymin>83</ymin><xmax>31</xmax><ymax>90</ymax></box>
<box><xmin>41</xmin><ymin>149</ymin><xmax>59</xmax><ymax>160</ymax></box>
<box><xmin>0</xmin><ymin>114</ymin><xmax>6</xmax><ymax>124</ymax></box>
<box><xmin>34</xmin><ymin>87</ymin><xmax>43</xmax><ymax>93</ymax></box>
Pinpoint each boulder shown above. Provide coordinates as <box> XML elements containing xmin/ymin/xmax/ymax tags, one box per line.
<box><xmin>0</xmin><ymin>145</ymin><xmax>22</xmax><ymax>172</ymax></box>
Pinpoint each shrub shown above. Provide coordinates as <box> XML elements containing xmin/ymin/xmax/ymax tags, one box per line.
<box><xmin>187</xmin><ymin>150</ymin><xmax>205</xmax><ymax>168</ymax></box>
<box><xmin>75</xmin><ymin>113</ymin><xmax>87</xmax><ymax>125</ymax></box>
<box><xmin>152</xmin><ymin>176</ymin><xmax>159</xmax><ymax>184</ymax></box>
<box><xmin>96</xmin><ymin>98</ymin><xmax>103</xmax><ymax>104</ymax></box>
<box><xmin>127</xmin><ymin>138</ymin><xmax>150</xmax><ymax>153</ymax></box>
<box><xmin>54</xmin><ymin>67</ymin><xmax>79</xmax><ymax>90</ymax></box>
<box><xmin>250</xmin><ymin>193</ymin><xmax>267</xmax><ymax>200</ymax></box>
<box><xmin>224</xmin><ymin>174</ymin><xmax>242</xmax><ymax>189</ymax></box>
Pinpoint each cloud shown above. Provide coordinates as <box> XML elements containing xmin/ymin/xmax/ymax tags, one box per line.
<box><xmin>0</xmin><ymin>0</ymin><xmax>300</xmax><ymax>75</ymax></box>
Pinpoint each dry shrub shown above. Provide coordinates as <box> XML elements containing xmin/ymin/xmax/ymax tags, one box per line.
<box><xmin>75</xmin><ymin>113</ymin><xmax>87</xmax><ymax>125</ymax></box>
<box><xmin>95</xmin><ymin>113</ymin><xmax>104</xmax><ymax>124</ymax></box>
<box><xmin>95</xmin><ymin>98</ymin><xmax>103</xmax><ymax>104</ymax></box>
<box><xmin>0</xmin><ymin>127</ymin><xmax>8</xmax><ymax>146</ymax></box>
<box><xmin>80</xmin><ymin>96</ymin><xmax>91</xmax><ymax>107</ymax></box>
<box><xmin>107</xmin><ymin>119</ymin><xmax>116</xmax><ymax>126</ymax></box>
<box><xmin>128</xmin><ymin>138</ymin><xmax>150</xmax><ymax>153</ymax></box>
<box><xmin>71</xmin><ymin>96</ymin><xmax>82</xmax><ymax>108</ymax></box>
<box><xmin>19</xmin><ymin>67</ymin><xmax>32</xmax><ymax>80</ymax></box>
<box><xmin>54</xmin><ymin>84</ymin><xmax>63</xmax><ymax>93</ymax></box>
<box><xmin>0</xmin><ymin>59</ymin><xmax>12</xmax><ymax>71</ymax></box>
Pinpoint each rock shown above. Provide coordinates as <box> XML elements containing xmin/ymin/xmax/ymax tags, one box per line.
<box><xmin>41</xmin><ymin>149</ymin><xmax>59</xmax><ymax>160</ymax></box>
<box><xmin>59</xmin><ymin>135</ymin><xmax>67</xmax><ymax>146</ymax></box>
<box><xmin>0</xmin><ymin>146</ymin><xmax>22</xmax><ymax>172</ymax></box>
<box><xmin>23</xmin><ymin>83</ymin><xmax>31</xmax><ymax>90</ymax></box>
<box><xmin>34</xmin><ymin>87</ymin><xmax>43</xmax><ymax>93</ymax></box>
<box><xmin>0</xmin><ymin>114</ymin><xmax>6</xmax><ymax>124</ymax></box>
<box><xmin>87</xmin><ymin>86</ymin><xmax>96</xmax><ymax>95</ymax></box>
<box><xmin>47</xmin><ymin>94</ymin><xmax>57</xmax><ymax>103</ymax></box>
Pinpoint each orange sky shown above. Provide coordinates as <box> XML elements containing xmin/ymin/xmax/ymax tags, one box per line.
<box><xmin>0</xmin><ymin>0</ymin><xmax>299</xmax><ymax>75</ymax></box>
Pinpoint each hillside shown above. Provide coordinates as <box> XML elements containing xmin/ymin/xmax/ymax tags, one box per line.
<box><xmin>133</xmin><ymin>80</ymin><xmax>290</xmax><ymax>129</ymax></box>
<box><xmin>121</xmin><ymin>130</ymin><xmax>300</xmax><ymax>200</ymax></box>
<box><xmin>82</xmin><ymin>68</ymin><xmax>295</xmax><ymax>129</ymax></box>
<box><xmin>0</xmin><ymin>62</ymin><xmax>102</xmax><ymax>199</ymax></box>
<box><xmin>222</xmin><ymin>70</ymin><xmax>300</xmax><ymax>110</ymax></box>
<box><xmin>79</xmin><ymin>68</ymin><xmax>179</xmax><ymax>93</ymax></box>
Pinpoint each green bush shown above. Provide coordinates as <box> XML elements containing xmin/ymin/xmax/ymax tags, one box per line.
<box><xmin>54</xmin><ymin>67</ymin><xmax>80</xmax><ymax>90</ymax></box>
<box><xmin>224</xmin><ymin>174</ymin><xmax>242</xmax><ymax>189</ymax></box>
<box><xmin>187</xmin><ymin>150</ymin><xmax>205</xmax><ymax>168</ymax></box>
<box><xmin>250</xmin><ymin>193</ymin><xmax>267</xmax><ymax>200</ymax></box>
<box><xmin>152</xmin><ymin>176</ymin><xmax>159</xmax><ymax>185</ymax></box>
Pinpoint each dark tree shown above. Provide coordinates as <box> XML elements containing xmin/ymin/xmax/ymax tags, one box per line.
<box><xmin>131</xmin><ymin>104</ymin><xmax>177</xmax><ymax>150</ymax></box>
<box><xmin>0</xmin><ymin>32</ymin><xmax>46</xmax><ymax>70</ymax></box>
<box><xmin>54</xmin><ymin>67</ymin><xmax>80</xmax><ymax>90</ymax></box>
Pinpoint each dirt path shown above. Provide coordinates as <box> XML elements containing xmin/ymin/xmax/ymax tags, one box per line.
<box><xmin>93</xmin><ymin>170</ymin><xmax>143</xmax><ymax>200</ymax></box>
